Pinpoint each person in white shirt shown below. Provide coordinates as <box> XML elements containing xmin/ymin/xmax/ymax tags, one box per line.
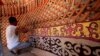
<box><xmin>6</xmin><ymin>17</ymin><xmax>33</xmax><ymax>55</ymax></box>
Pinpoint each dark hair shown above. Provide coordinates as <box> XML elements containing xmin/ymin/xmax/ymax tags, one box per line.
<box><xmin>9</xmin><ymin>17</ymin><xmax>17</xmax><ymax>24</ymax></box>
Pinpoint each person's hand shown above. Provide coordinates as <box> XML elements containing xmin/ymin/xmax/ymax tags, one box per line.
<box><xmin>21</xmin><ymin>28</ymin><xmax>28</xmax><ymax>33</ymax></box>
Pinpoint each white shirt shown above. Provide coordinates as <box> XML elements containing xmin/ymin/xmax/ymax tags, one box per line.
<box><xmin>6</xmin><ymin>25</ymin><xmax>20</xmax><ymax>50</ymax></box>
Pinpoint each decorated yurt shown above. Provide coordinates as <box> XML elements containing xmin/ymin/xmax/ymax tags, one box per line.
<box><xmin>0</xmin><ymin>0</ymin><xmax>100</xmax><ymax>56</ymax></box>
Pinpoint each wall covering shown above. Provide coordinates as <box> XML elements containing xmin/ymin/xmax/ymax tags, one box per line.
<box><xmin>1</xmin><ymin>0</ymin><xmax>100</xmax><ymax>56</ymax></box>
<box><xmin>31</xmin><ymin>20</ymin><xmax>100</xmax><ymax>56</ymax></box>
<box><xmin>33</xmin><ymin>20</ymin><xmax>100</xmax><ymax>41</ymax></box>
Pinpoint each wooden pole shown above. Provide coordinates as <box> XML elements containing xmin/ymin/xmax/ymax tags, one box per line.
<box><xmin>0</xmin><ymin>18</ymin><xmax>4</xmax><ymax>56</ymax></box>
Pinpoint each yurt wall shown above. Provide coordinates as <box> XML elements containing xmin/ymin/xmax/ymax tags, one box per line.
<box><xmin>1</xmin><ymin>0</ymin><xmax>100</xmax><ymax>56</ymax></box>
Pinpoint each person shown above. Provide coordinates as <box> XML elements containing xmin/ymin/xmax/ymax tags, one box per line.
<box><xmin>6</xmin><ymin>17</ymin><xmax>33</xmax><ymax>55</ymax></box>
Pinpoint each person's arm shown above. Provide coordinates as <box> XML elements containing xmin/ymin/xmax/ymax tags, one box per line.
<box><xmin>15</xmin><ymin>27</ymin><xmax>28</xmax><ymax>35</ymax></box>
